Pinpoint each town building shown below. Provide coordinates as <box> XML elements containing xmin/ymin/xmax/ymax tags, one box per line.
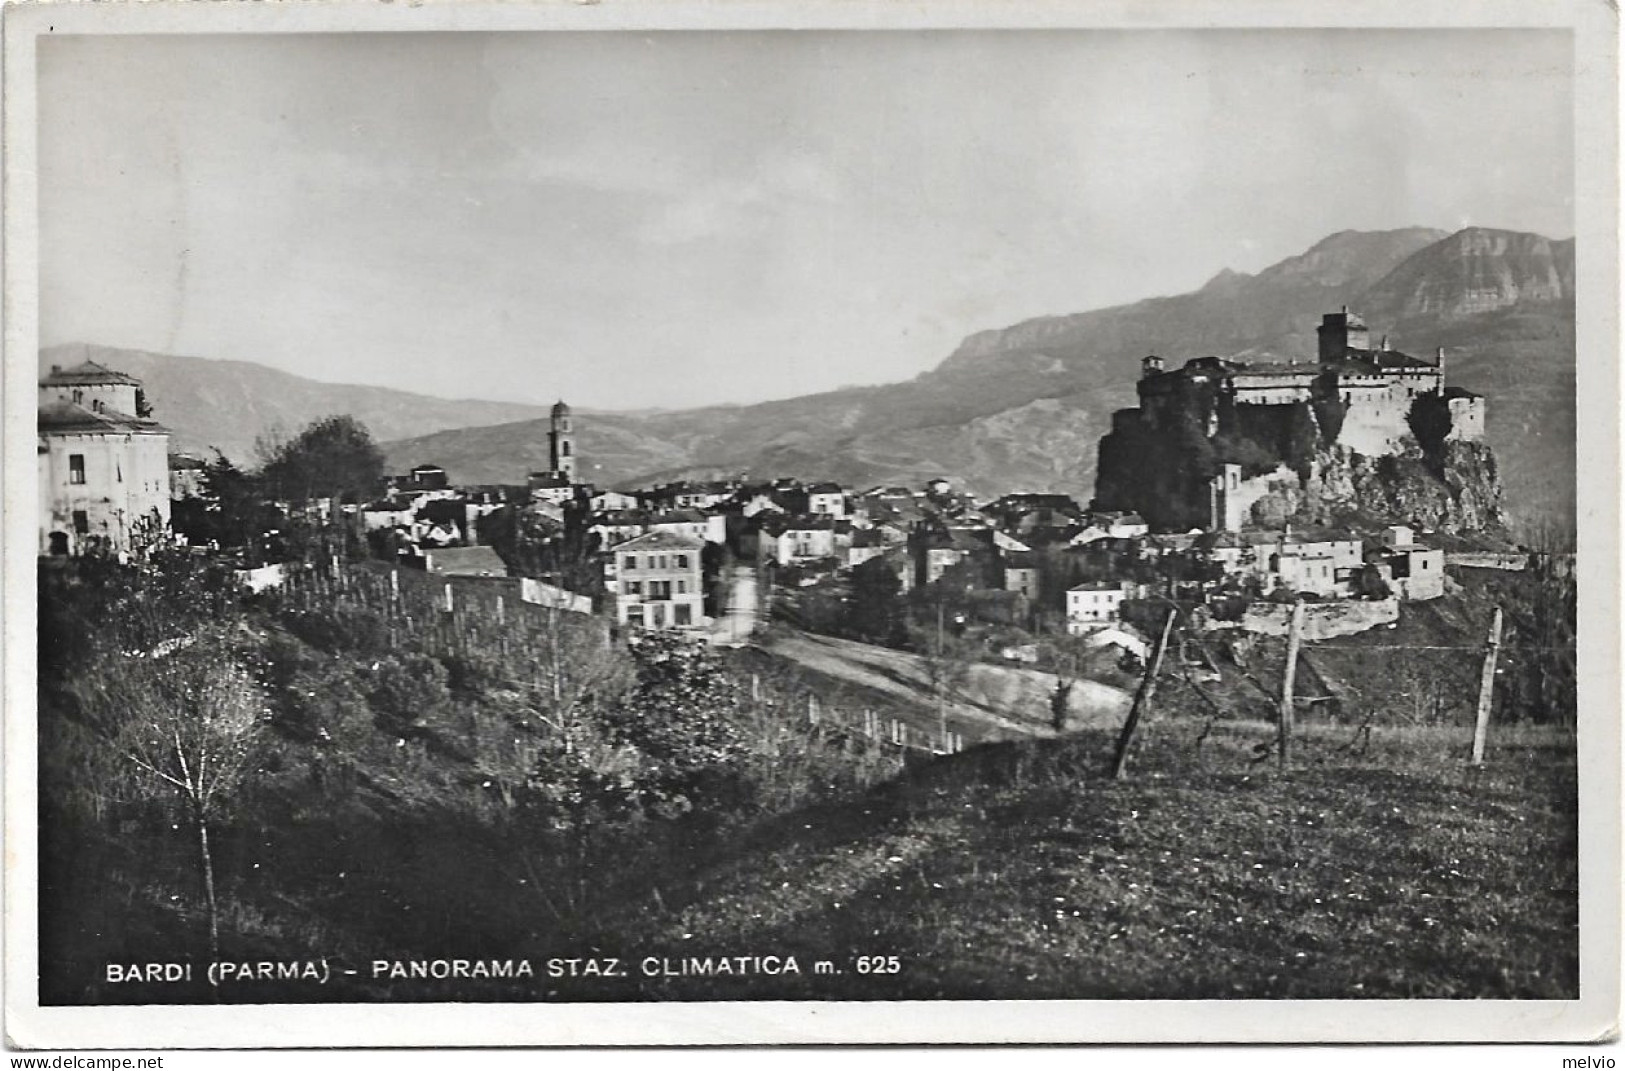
<box><xmin>528</xmin><ymin>472</ymin><xmax>576</xmax><ymax>506</ymax></box>
<box><xmin>591</xmin><ymin>489</ymin><xmax>641</xmax><ymax>513</ymax></box>
<box><xmin>38</xmin><ymin>359</ymin><xmax>171</xmax><ymax>556</ymax></box>
<box><xmin>611</xmin><ymin>530</ymin><xmax>707</xmax><ymax>630</ymax></box>
<box><xmin>754</xmin><ymin>515</ymin><xmax>840</xmax><ymax>566</ymax></box>
<box><xmin>646</xmin><ymin>509</ymin><xmax>727</xmax><ymax>546</ymax></box>
<box><xmin>805</xmin><ymin>483</ymin><xmax>848</xmax><ymax>519</ymax></box>
<box><xmin>168</xmin><ymin>453</ymin><xmax>209</xmax><ymax>500</ymax></box>
<box><xmin>1371</xmin><ymin>525</ymin><xmax>1446</xmax><ymax>601</ymax></box>
<box><xmin>1003</xmin><ymin>551</ymin><xmax>1041</xmax><ymax>601</ymax></box>
<box><xmin>397</xmin><ymin>463</ymin><xmax>450</xmax><ymax>493</ymax></box>
<box><xmin>1066</xmin><ymin>580</ymin><xmax>1132</xmax><ymax>632</ymax></box>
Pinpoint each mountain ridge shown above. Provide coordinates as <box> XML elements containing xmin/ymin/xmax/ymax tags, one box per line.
<box><xmin>43</xmin><ymin>224</ymin><xmax>1576</xmax><ymax>533</ymax></box>
<box><xmin>37</xmin><ymin>342</ymin><xmax>555</xmax><ymax>464</ymax></box>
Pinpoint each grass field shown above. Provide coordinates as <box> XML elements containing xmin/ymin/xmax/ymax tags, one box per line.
<box><xmin>583</xmin><ymin>718</ymin><xmax>1578</xmax><ymax>1001</ymax></box>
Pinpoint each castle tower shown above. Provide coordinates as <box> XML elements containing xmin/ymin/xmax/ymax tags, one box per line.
<box><xmin>1317</xmin><ymin>307</ymin><xmax>1371</xmax><ymax>363</ymax></box>
<box><xmin>548</xmin><ymin>400</ymin><xmax>575</xmax><ymax>481</ymax></box>
<box><xmin>1141</xmin><ymin>354</ymin><xmax>1165</xmax><ymax>379</ymax></box>
<box><xmin>1209</xmin><ymin>463</ymin><xmax>1244</xmax><ymax>533</ymax></box>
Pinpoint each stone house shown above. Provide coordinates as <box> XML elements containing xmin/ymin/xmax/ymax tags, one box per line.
<box><xmin>1370</xmin><ymin>525</ymin><xmax>1445</xmax><ymax>601</ymax></box>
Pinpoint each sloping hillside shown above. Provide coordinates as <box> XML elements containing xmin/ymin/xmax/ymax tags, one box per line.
<box><xmin>580</xmin><ymin>722</ymin><xmax>1576</xmax><ymax>1002</ymax></box>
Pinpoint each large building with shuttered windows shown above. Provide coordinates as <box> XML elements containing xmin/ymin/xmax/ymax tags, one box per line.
<box><xmin>38</xmin><ymin>359</ymin><xmax>171</xmax><ymax>557</ymax></box>
<box><xmin>610</xmin><ymin>529</ymin><xmax>707</xmax><ymax>631</ymax></box>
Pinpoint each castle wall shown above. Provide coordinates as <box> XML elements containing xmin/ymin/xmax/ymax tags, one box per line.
<box><xmin>1210</xmin><ymin>463</ymin><xmax>1296</xmax><ymax>532</ymax></box>
<box><xmin>1445</xmin><ymin>396</ymin><xmax>1486</xmax><ymax>442</ymax></box>
<box><xmin>1332</xmin><ymin>370</ymin><xmax>1440</xmax><ymax>456</ymax></box>
<box><xmin>1230</xmin><ymin>371</ymin><xmax>1316</xmax><ymax>407</ymax></box>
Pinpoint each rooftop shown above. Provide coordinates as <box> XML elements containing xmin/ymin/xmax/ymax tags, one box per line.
<box><xmin>615</xmin><ymin>530</ymin><xmax>706</xmax><ymax>552</ymax></box>
<box><xmin>40</xmin><ymin>359</ymin><xmax>143</xmax><ymax>387</ymax></box>
<box><xmin>425</xmin><ymin>545</ymin><xmax>508</xmax><ymax>577</ymax></box>
<box><xmin>39</xmin><ymin>400</ymin><xmax>165</xmax><ymax>435</ymax></box>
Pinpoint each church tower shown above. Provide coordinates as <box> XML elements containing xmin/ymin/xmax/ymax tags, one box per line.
<box><xmin>548</xmin><ymin>400</ymin><xmax>575</xmax><ymax>481</ymax></box>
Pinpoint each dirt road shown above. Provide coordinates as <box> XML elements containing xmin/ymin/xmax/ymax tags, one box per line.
<box><xmin>761</xmin><ymin>630</ymin><xmax>1131</xmax><ymax>740</ymax></box>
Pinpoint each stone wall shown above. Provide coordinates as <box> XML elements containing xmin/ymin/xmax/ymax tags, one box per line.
<box><xmin>1233</xmin><ymin>597</ymin><xmax>1399</xmax><ymax>639</ymax></box>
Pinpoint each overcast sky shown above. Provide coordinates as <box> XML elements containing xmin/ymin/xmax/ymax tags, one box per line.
<box><xmin>39</xmin><ymin>29</ymin><xmax>1574</xmax><ymax>410</ymax></box>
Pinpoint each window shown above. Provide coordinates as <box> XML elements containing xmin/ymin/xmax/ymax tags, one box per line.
<box><xmin>69</xmin><ymin>454</ymin><xmax>85</xmax><ymax>485</ymax></box>
<box><xmin>72</xmin><ymin>510</ymin><xmax>89</xmax><ymax>534</ymax></box>
<box><xmin>676</xmin><ymin>579</ymin><xmax>687</xmax><ymax>594</ymax></box>
<box><xmin>624</xmin><ymin>580</ymin><xmax>642</xmax><ymax>595</ymax></box>
<box><xmin>562</xmin><ymin>441</ymin><xmax>572</xmax><ymax>457</ymax></box>
<box><xmin>649</xmin><ymin>580</ymin><xmax>672</xmax><ymax>600</ymax></box>
<box><xmin>72</xmin><ymin>389</ymin><xmax>83</xmax><ymax>404</ymax></box>
<box><xmin>674</xmin><ymin>604</ymin><xmax>692</xmax><ymax>627</ymax></box>
<box><xmin>675</xmin><ymin>554</ymin><xmax>689</xmax><ymax>569</ymax></box>
<box><xmin>622</xmin><ymin>554</ymin><xmax>637</xmax><ymax>572</ymax></box>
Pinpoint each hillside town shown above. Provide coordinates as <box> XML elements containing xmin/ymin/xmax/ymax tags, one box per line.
<box><xmin>39</xmin><ymin>308</ymin><xmax>1525</xmax><ymax>664</ymax></box>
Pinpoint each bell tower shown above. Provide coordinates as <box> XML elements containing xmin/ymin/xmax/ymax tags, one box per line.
<box><xmin>548</xmin><ymin>400</ymin><xmax>575</xmax><ymax>481</ymax></box>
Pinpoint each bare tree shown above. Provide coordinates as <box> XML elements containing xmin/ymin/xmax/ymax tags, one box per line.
<box><xmin>76</xmin><ymin>629</ymin><xmax>265</xmax><ymax>960</ymax></box>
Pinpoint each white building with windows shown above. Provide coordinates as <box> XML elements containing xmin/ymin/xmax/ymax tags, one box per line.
<box><xmin>611</xmin><ymin>530</ymin><xmax>708</xmax><ymax>631</ymax></box>
<box><xmin>1066</xmin><ymin>580</ymin><xmax>1132</xmax><ymax>633</ymax></box>
<box><xmin>38</xmin><ymin>359</ymin><xmax>171</xmax><ymax>556</ymax></box>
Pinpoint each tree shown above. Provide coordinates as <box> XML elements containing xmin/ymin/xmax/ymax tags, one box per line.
<box><xmin>74</xmin><ymin>628</ymin><xmax>266</xmax><ymax>960</ymax></box>
<box><xmin>844</xmin><ymin>557</ymin><xmax>907</xmax><ymax>646</ymax></box>
<box><xmin>600</xmin><ymin>634</ymin><xmax>747</xmax><ymax>816</ymax></box>
<box><xmin>1285</xmin><ymin>401</ymin><xmax>1320</xmax><ymax>475</ymax></box>
<box><xmin>202</xmin><ymin>450</ymin><xmax>277</xmax><ymax>553</ymax></box>
<box><xmin>1407</xmin><ymin>393</ymin><xmax>1454</xmax><ymax>464</ymax></box>
<box><xmin>260</xmin><ymin>415</ymin><xmax>386</xmax><ymax>506</ymax></box>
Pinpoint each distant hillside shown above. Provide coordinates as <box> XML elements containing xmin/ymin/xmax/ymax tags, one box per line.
<box><xmin>56</xmin><ymin>225</ymin><xmax>1571</xmax><ymax>532</ymax></box>
<box><xmin>38</xmin><ymin>343</ymin><xmax>553</xmax><ymax>465</ymax></box>
<box><xmin>382</xmin><ymin>226</ymin><xmax>1574</xmax><ymax>532</ymax></box>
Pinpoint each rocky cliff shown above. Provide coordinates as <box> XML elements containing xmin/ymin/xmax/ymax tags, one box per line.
<box><xmin>1094</xmin><ymin>387</ymin><xmax>1508</xmax><ymax>538</ymax></box>
<box><xmin>1250</xmin><ymin>442</ymin><xmax>1507</xmax><ymax>536</ymax></box>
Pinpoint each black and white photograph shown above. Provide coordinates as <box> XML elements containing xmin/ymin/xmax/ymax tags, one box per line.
<box><xmin>4</xmin><ymin>0</ymin><xmax>1618</xmax><ymax>1050</ymax></box>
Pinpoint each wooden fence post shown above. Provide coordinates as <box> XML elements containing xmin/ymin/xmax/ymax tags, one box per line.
<box><xmin>1111</xmin><ymin>608</ymin><xmax>1177</xmax><ymax>779</ymax></box>
<box><xmin>1279</xmin><ymin>601</ymin><xmax>1306</xmax><ymax>769</ymax></box>
<box><xmin>1471</xmin><ymin>606</ymin><xmax>1504</xmax><ymax>766</ymax></box>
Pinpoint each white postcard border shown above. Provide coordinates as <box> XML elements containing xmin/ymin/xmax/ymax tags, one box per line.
<box><xmin>3</xmin><ymin>0</ymin><xmax>1618</xmax><ymax>1048</ymax></box>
